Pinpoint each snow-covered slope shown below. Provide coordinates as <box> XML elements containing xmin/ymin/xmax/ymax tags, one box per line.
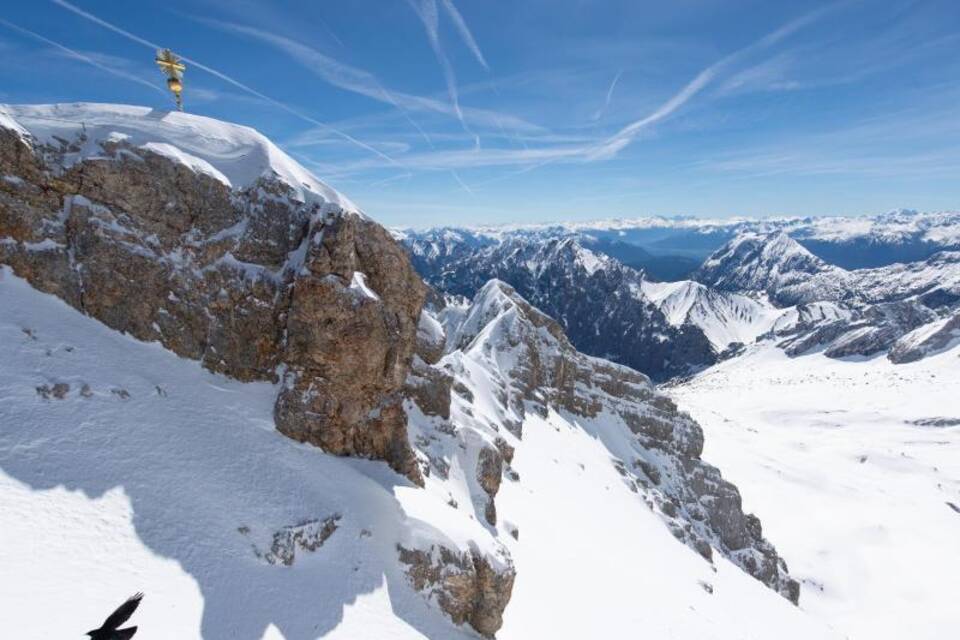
<box><xmin>0</xmin><ymin>102</ymin><xmax>354</xmax><ymax>211</ymax></box>
<box><xmin>0</xmin><ymin>266</ymin><xmax>483</xmax><ymax>640</ymax></box>
<box><xmin>0</xmin><ymin>268</ymin><xmax>841</xmax><ymax>639</ymax></box>
<box><xmin>669</xmin><ymin>342</ymin><xmax>960</xmax><ymax>640</ymax></box>
<box><xmin>641</xmin><ymin>279</ymin><xmax>781</xmax><ymax>351</ymax></box>
<box><xmin>410</xmin><ymin>280</ymin><xmax>841</xmax><ymax>638</ymax></box>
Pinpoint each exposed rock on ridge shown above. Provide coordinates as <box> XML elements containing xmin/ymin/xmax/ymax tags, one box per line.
<box><xmin>0</xmin><ymin>108</ymin><xmax>425</xmax><ymax>482</ymax></box>
<box><xmin>417</xmin><ymin>280</ymin><xmax>800</xmax><ymax>603</ymax></box>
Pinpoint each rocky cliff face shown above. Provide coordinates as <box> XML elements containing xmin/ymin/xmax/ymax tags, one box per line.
<box><xmin>0</xmin><ymin>107</ymin><xmax>425</xmax><ymax>482</ymax></box>
<box><xmin>407</xmin><ymin>280</ymin><xmax>800</xmax><ymax>606</ymax></box>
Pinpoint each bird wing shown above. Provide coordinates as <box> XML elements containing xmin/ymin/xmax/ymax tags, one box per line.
<box><xmin>102</xmin><ymin>593</ymin><xmax>143</xmax><ymax>630</ymax></box>
<box><xmin>116</xmin><ymin>626</ymin><xmax>138</xmax><ymax>640</ymax></box>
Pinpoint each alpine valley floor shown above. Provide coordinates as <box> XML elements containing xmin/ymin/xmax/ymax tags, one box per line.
<box><xmin>669</xmin><ymin>342</ymin><xmax>960</xmax><ymax>640</ymax></box>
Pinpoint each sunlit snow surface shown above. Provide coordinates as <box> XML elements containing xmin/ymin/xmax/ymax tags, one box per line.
<box><xmin>0</xmin><ymin>102</ymin><xmax>356</xmax><ymax>213</ymax></box>
<box><xmin>0</xmin><ymin>268</ymin><xmax>839</xmax><ymax>638</ymax></box>
<box><xmin>670</xmin><ymin>343</ymin><xmax>960</xmax><ymax>640</ymax></box>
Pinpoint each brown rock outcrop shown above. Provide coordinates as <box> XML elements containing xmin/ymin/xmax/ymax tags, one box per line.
<box><xmin>448</xmin><ymin>279</ymin><xmax>800</xmax><ymax>603</ymax></box>
<box><xmin>0</xmin><ymin>117</ymin><xmax>425</xmax><ymax>482</ymax></box>
<box><xmin>398</xmin><ymin>545</ymin><xmax>515</xmax><ymax>638</ymax></box>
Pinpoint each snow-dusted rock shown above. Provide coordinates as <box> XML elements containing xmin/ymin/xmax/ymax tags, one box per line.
<box><xmin>694</xmin><ymin>231</ymin><xmax>850</xmax><ymax>306</ymax></box>
<box><xmin>411</xmin><ymin>280</ymin><xmax>800</xmax><ymax>602</ymax></box>
<box><xmin>888</xmin><ymin>311</ymin><xmax>960</xmax><ymax>363</ymax></box>
<box><xmin>0</xmin><ymin>104</ymin><xmax>426</xmax><ymax>481</ymax></box>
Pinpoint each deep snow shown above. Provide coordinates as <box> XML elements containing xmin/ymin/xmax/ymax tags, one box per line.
<box><xmin>670</xmin><ymin>343</ymin><xmax>960</xmax><ymax>640</ymax></box>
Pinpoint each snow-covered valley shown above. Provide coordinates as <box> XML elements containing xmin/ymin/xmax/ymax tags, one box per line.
<box><xmin>670</xmin><ymin>344</ymin><xmax>960</xmax><ymax>640</ymax></box>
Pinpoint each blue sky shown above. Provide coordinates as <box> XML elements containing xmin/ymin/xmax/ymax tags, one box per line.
<box><xmin>1</xmin><ymin>0</ymin><xmax>958</xmax><ymax>227</ymax></box>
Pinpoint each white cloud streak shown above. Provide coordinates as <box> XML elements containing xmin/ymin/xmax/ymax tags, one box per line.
<box><xmin>591</xmin><ymin>69</ymin><xmax>623</xmax><ymax>121</ymax></box>
<box><xmin>302</xmin><ymin>3</ymin><xmax>845</xmax><ymax>177</ymax></box>
<box><xmin>407</xmin><ymin>0</ymin><xmax>472</xmax><ymax>136</ymax></box>
<box><xmin>0</xmin><ymin>18</ymin><xmax>166</xmax><ymax>96</ymax></box>
<box><xmin>49</xmin><ymin>0</ymin><xmax>398</xmax><ymax>165</ymax></box>
<box><xmin>192</xmin><ymin>16</ymin><xmax>538</xmax><ymax>144</ymax></box>
<box><xmin>439</xmin><ymin>0</ymin><xmax>488</xmax><ymax>69</ymax></box>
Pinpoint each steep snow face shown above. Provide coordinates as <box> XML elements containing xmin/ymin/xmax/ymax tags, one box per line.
<box><xmin>0</xmin><ymin>267</ymin><xmax>482</xmax><ymax>640</ymax></box>
<box><xmin>641</xmin><ymin>279</ymin><xmax>783</xmax><ymax>351</ymax></box>
<box><xmin>495</xmin><ymin>409</ymin><xmax>837</xmax><ymax>640</ymax></box>
<box><xmin>669</xmin><ymin>342</ymin><xmax>960</xmax><ymax>640</ymax></box>
<box><xmin>0</xmin><ymin>103</ymin><xmax>355</xmax><ymax>212</ymax></box>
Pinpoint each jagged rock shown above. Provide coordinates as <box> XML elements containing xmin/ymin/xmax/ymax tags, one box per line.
<box><xmin>404</xmin><ymin>356</ymin><xmax>453</xmax><ymax>419</ymax></box>
<box><xmin>264</xmin><ymin>514</ymin><xmax>341</xmax><ymax>566</ymax></box>
<box><xmin>442</xmin><ymin>279</ymin><xmax>800</xmax><ymax>602</ymax></box>
<box><xmin>476</xmin><ymin>446</ymin><xmax>504</xmax><ymax>525</ymax></box>
<box><xmin>416</xmin><ymin>304</ymin><xmax>447</xmax><ymax>365</ymax></box>
<box><xmin>403</xmin><ymin>232</ymin><xmax>716</xmax><ymax>381</ymax></box>
<box><xmin>888</xmin><ymin>311</ymin><xmax>960</xmax><ymax>363</ymax></box>
<box><xmin>397</xmin><ymin>545</ymin><xmax>515</xmax><ymax>638</ymax></box>
<box><xmin>0</xmin><ymin>110</ymin><xmax>425</xmax><ymax>483</ymax></box>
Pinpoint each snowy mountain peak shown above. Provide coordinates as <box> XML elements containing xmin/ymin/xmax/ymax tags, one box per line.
<box><xmin>1</xmin><ymin>102</ymin><xmax>355</xmax><ymax>213</ymax></box>
<box><xmin>695</xmin><ymin>231</ymin><xmax>840</xmax><ymax>305</ymax></box>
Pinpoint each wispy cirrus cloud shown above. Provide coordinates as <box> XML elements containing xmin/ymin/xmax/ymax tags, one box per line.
<box><xmin>49</xmin><ymin>0</ymin><xmax>398</xmax><ymax>165</ymax></box>
<box><xmin>405</xmin><ymin>0</ymin><xmax>492</xmax><ymax>138</ymax></box>
<box><xmin>0</xmin><ymin>17</ymin><xmax>166</xmax><ymax>96</ymax></box>
<box><xmin>407</xmin><ymin>0</ymin><xmax>467</xmax><ymax>130</ymax></box>
<box><xmin>190</xmin><ymin>16</ymin><xmax>533</xmax><ymax>142</ymax></box>
<box><xmin>586</xmin><ymin>1</ymin><xmax>849</xmax><ymax>161</ymax></box>
<box><xmin>591</xmin><ymin>70</ymin><xmax>623</xmax><ymax>122</ymax></box>
<box><xmin>313</xmin><ymin>2</ymin><xmax>845</xmax><ymax>177</ymax></box>
<box><xmin>438</xmin><ymin>0</ymin><xmax>488</xmax><ymax>69</ymax></box>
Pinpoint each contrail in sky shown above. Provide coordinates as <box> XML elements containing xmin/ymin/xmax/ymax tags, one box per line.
<box><xmin>49</xmin><ymin>0</ymin><xmax>399</xmax><ymax>165</ymax></box>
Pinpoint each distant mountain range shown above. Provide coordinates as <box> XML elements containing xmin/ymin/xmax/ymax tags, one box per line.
<box><xmin>398</xmin><ymin>215</ymin><xmax>960</xmax><ymax>380</ymax></box>
<box><xmin>398</xmin><ymin>209</ymin><xmax>960</xmax><ymax>279</ymax></box>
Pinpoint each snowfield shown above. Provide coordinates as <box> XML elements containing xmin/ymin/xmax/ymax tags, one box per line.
<box><xmin>0</xmin><ymin>268</ymin><xmax>840</xmax><ymax>638</ymax></box>
<box><xmin>669</xmin><ymin>343</ymin><xmax>960</xmax><ymax>640</ymax></box>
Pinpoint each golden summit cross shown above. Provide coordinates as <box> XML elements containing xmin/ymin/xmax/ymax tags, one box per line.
<box><xmin>155</xmin><ymin>49</ymin><xmax>186</xmax><ymax>111</ymax></box>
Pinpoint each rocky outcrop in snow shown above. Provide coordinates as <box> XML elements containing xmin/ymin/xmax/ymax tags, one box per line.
<box><xmin>0</xmin><ymin>104</ymin><xmax>425</xmax><ymax>482</ymax></box>
<box><xmin>888</xmin><ymin>311</ymin><xmax>960</xmax><ymax>363</ymax></box>
<box><xmin>408</xmin><ymin>280</ymin><xmax>800</xmax><ymax>604</ymax></box>
<box><xmin>398</xmin><ymin>545</ymin><xmax>515</xmax><ymax>638</ymax></box>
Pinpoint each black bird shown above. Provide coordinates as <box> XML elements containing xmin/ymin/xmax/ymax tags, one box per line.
<box><xmin>87</xmin><ymin>593</ymin><xmax>144</xmax><ymax>640</ymax></box>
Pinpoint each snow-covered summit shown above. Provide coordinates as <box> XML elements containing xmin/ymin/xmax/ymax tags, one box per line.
<box><xmin>0</xmin><ymin>102</ymin><xmax>355</xmax><ymax>212</ymax></box>
<box><xmin>695</xmin><ymin>231</ymin><xmax>849</xmax><ymax>305</ymax></box>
